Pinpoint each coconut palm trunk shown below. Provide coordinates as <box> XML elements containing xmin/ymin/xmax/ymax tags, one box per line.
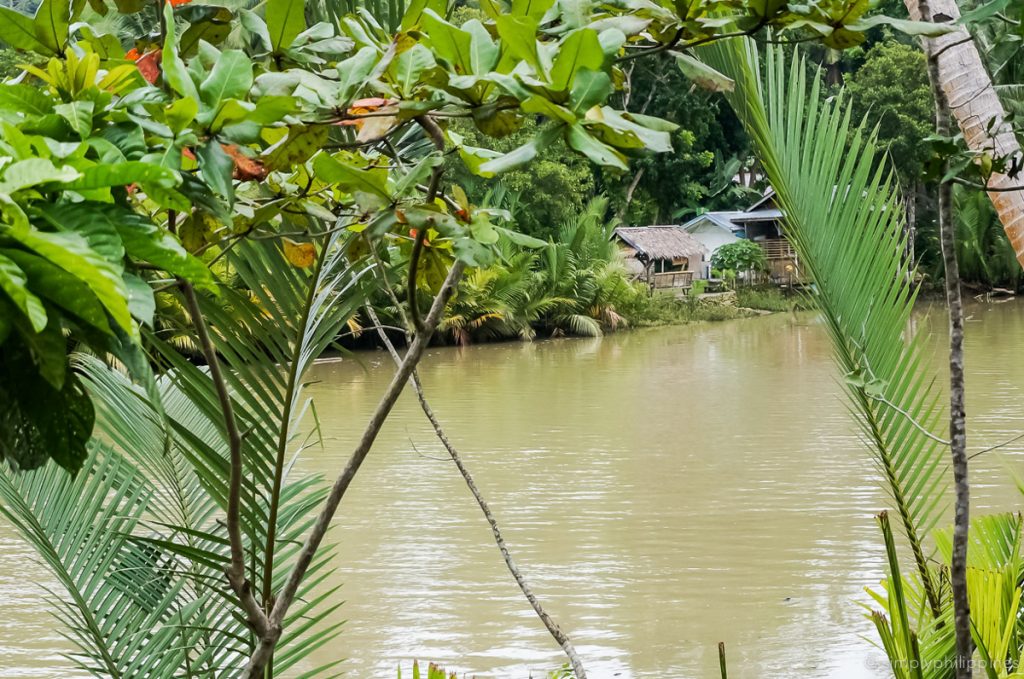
<box><xmin>906</xmin><ymin>0</ymin><xmax>1024</xmax><ymax>267</ymax></box>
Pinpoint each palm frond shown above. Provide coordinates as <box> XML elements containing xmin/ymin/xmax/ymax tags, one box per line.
<box><xmin>703</xmin><ymin>39</ymin><xmax>950</xmax><ymax>615</ymax></box>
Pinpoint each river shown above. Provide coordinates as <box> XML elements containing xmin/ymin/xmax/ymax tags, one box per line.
<box><xmin>3</xmin><ymin>300</ymin><xmax>1024</xmax><ymax>678</ymax></box>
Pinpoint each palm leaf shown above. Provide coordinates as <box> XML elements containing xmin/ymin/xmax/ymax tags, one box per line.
<box><xmin>1</xmin><ymin>232</ymin><xmax>371</xmax><ymax>676</ymax></box>
<box><xmin>702</xmin><ymin>39</ymin><xmax>950</xmax><ymax>615</ymax></box>
<box><xmin>0</xmin><ymin>446</ymin><xmax>194</xmax><ymax>677</ymax></box>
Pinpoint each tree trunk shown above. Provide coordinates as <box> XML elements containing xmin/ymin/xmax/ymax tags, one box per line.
<box><xmin>920</xmin><ymin>0</ymin><xmax>973</xmax><ymax>674</ymax></box>
<box><xmin>905</xmin><ymin>0</ymin><xmax>1024</xmax><ymax>268</ymax></box>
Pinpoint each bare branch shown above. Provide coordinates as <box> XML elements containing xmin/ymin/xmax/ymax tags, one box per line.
<box><xmin>364</xmin><ymin>271</ymin><xmax>589</xmax><ymax>678</ymax></box>
<box><xmin>180</xmin><ymin>282</ymin><xmax>269</xmax><ymax>638</ymax></box>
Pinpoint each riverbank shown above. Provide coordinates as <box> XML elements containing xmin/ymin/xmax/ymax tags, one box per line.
<box><xmin>621</xmin><ymin>287</ymin><xmax>812</xmax><ymax>328</ymax></box>
<box><xmin>349</xmin><ymin>287</ymin><xmax>814</xmax><ymax>352</ymax></box>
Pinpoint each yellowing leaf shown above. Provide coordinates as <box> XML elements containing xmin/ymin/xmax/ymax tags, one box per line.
<box><xmin>283</xmin><ymin>238</ymin><xmax>316</xmax><ymax>267</ymax></box>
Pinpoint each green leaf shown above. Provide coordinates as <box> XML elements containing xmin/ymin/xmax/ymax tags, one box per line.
<box><xmin>550</xmin><ymin>28</ymin><xmax>604</xmax><ymax>92</ymax></box>
<box><xmin>0</xmin><ymin>158</ymin><xmax>80</xmax><ymax>193</ymax></box>
<box><xmin>0</xmin><ymin>6</ymin><xmax>52</xmax><ymax>54</ymax></box>
<box><xmin>0</xmin><ymin>84</ymin><xmax>55</xmax><ymax>115</ymax></box>
<box><xmin>263</xmin><ymin>124</ymin><xmax>329</xmax><ymax>172</ymax></box>
<box><xmin>197</xmin><ymin>141</ymin><xmax>235</xmax><ymax>207</ymax></box>
<box><xmin>334</xmin><ymin>46</ymin><xmax>378</xmax><ymax>106</ymax></box>
<box><xmin>566</xmin><ymin>123</ymin><xmax>627</xmax><ymax>169</ymax></box>
<box><xmin>468</xmin><ymin>214</ymin><xmax>499</xmax><ymax>244</ymax></box>
<box><xmin>199</xmin><ymin>49</ymin><xmax>254</xmax><ymax>111</ymax></box>
<box><xmin>312</xmin><ymin>153</ymin><xmax>391</xmax><ymax>199</ymax></box>
<box><xmin>55</xmin><ymin>100</ymin><xmax>95</xmax><ymax>139</ymax></box>
<box><xmin>0</xmin><ymin>342</ymin><xmax>93</xmax><ymax>472</ymax></box>
<box><xmin>464</xmin><ymin>19</ymin><xmax>499</xmax><ymax>73</ymax></box>
<box><xmin>0</xmin><ymin>251</ymin><xmax>48</xmax><ymax>332</ymax></box>
<box><xmin>123</xmin><ymin>273</ymin><xmax>155</xmax><ymax>326</ymax></box>
<box><xmin>3</xmin><ymin>224</ymin><xmax>133</xmax><ymax>337</ymax></box>
<box><xmin>40</xmin><ymin>203</ymin><xmax>125</xmax><ymax>262</ymax></box>
<box><xmin>675</xmin><ymin>52</ymin><xmax>734</xmax><ymax>92</ymax></box>
<box><xmin>115</xmin><ymin>213</ymin><xmax>216</xmax><ymax>291</ymax></box>
<box><xmin>420</xmin><ymin>10</ymin><xmax>473</xmax><ymax>73</ymax></box>
<box><xmin>67</xmin><ymin>162</ymin><xmax>178</xmax><ymax>191</ymax></box>
<box><xmin>33</xmin><ymin>0</ymin><xmax>71</xmax><ymax>55</ymax></box>
<box><xmin>582</xmin><ymin>106</ymin><xmax>674</xmax><ymax>153</ymax></box>
<box><xmin>391</xmin><ymin>44</ymin><xmax>435</xmax><ymax>96</ymax></box>
<box><xmin>401</xmin><ymin>0</ymin><xmax>446</xmax><ymax>29</ymax></box>
<box><xmin>521</xmin><ymin>95</ymin><xmax>576</xmax><ymax>124</ymax></box>
<box><xmin>494</xmin><ymin>15</ymin><xmax>541</xmax><ymax>73</ymax></box>
<box><xmin>496</xmin><ymin>226</ymin><xmax>546</xmax><ymax>248</ymax></box>
<box><xmin>161</xmin><ymin>3</ymin><xmax>200</xmax><ymax>101</ymax></box>
<box><xmin>569</xmin><ymin>68</ymin><xmax>612</xmax><ymax>113</ymax></box>
<box><xmin>848</xmin><ymin>15</ymin><xmax>955</xmax><ymax>36</ymax></box>
<box><xmin>266</xmin><ymin>0</ymin><xmax>306</xmax><ymax>53</ymax></box>
<box><xmin>3</xmin><ymin>249</ymin><xmax>111</xmax><ymax>334</ymax></box>
<box><xmin>477</xmin><ymin>139</ymin><xmax>540</xmax><ymax>177</ymax></box>
<box><xmin>453</xmin><ymin>236</ymin><xmax>494</xmax><ymax>267</ymax></box>
<box><xmin>164</xmin><ymin>98</ymin><xmax>199</xmax><ymax>136</ymax></box>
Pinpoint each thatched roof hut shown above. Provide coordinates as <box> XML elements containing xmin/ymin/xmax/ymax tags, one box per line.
<box><xmin>613</xmin><ymin>226</ymin><xmax>708</xmax><ymax>287</ymax></box>
<box><xmin>613</xmin><ymin>226</ymin><xmax>707</xmax><ymax>264</ymax></box>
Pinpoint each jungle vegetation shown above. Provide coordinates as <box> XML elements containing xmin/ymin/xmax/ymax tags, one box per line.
<box><xmin>0</xmin><ymin>0</ymin><xmax>1022</xmax><ymax>678</ymax></box>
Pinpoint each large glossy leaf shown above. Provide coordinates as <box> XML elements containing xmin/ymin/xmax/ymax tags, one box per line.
<box><xmin>0</xmin><ymin>340</ymin><xmax>92</xmax><ymax>472</ymax></box>
<box><xmin>420</xmin><ymin>10</ymin><xmax>473</xmax><ymax>72</ymax></box>
<box><xmin>266</xmin><ymin>0</ymin><xmax>306</xmax><ymax>52</ymax></box>
<box><xmin>0</xmin><ymin>84</ymin><xmax>55</xmax><ymax>115</ymax></box>
<box><xmin>312</xmin><ymin>152</ymin><xmax>391</xmax><ymax>198</ymax></box>
<box><xmin>550</xmin><ymin>28</ymin><xmax>604</xmax><ymax>91</ymax></box>
<box><xmin>0</xmin><ymin>6</ymin><xmax>52</xmax><ymax>53</ymax></box>
<box><xmin>32</xmin><ymin>0</ymin><xmax>71</xmax><ymax>56</ymax></box>
<box><xmin>66</xmin><ymin>161</ymin><xmax>179</xmax><ymax>190</ymax></box>
<box><xmin>197</xmin><ymin>140</ymin><xmax>235</xmax><ymax>206</ymax></box>
<box><xmin>161</xmin><ymin>3</ymin><xmax>200</xmax><ymax>101</ymax></box>
<box><xmin>3</xmin><ymin>249</ymin><xmax>110</xmax><ymax>334</ymax></box>
<box><xmin>199</xmin><ymin>49</ymin><xmax>254</xmax><ymax>111</ymax></box>
<box><xmin>0</xmin><ymin>251</ymin><xmax>47</xmax><ymax>332</ymax></box>
<box><xmin>0</xmin><ymin>158</ymin><xmax>80</xmax><ymax>194</ymax></box>
<box><xmin>566</xmin><ymin>123</ymin><xmax>627</xmax><ymax>169</ymax></box>
<box><xmin>4</xmin><ymin>225</ymin><xmax>133</xmax><ymax>337</ymax></box>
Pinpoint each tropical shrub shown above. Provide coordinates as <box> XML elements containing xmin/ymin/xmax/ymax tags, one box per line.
<box><xmin>710</xmin><ymin>239</ymin><xmax>768</xmax><ymax>274</ymax></box>
<box><xmin>952</xmin><ymin>185</ymin><xmax>1021</xmax><ymax>290</ymax></box>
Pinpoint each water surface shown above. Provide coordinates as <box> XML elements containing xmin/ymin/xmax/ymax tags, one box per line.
<box><xmin>4</xmin><ymin>300</ymin><xmax>1024</xmax><ymax>678</ymax></box>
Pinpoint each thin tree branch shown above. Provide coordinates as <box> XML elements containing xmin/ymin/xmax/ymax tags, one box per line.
<box><xmin>242</xmin><ymin>259</ymin><xmax>466</xmax><ymax>677</ymax></box>
<box><xmin>867</xmin><ymin>394</ymin><xmax>952</xmax><ymax>446</ymax></box>
<box><xmin>969</xmin><ymin>431</ymin><xmax>1024</xmax><ymax>459</ymax></box>
<box><xmin>949</xmin><ymin>176</ymin><xmax>1024</xmax><ymax>192</ymax></box>
<box><xmin>921</xmin><ymin>0</ymin><xmax>973</xmax><ymax>671</ymax></box>
<box><xmin>364</xmin><ymin>302</ymin><xmax>589</xmax><ymax>678</ymax></box>
<box><xmin>180</xmin><ymin>282</ymin><xmax>269</xmax><ymax>639</ymax></box>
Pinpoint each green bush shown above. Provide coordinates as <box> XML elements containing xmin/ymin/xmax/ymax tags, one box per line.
<box><xmin>710</xmin><ymin>240</ymin><xmax>768</xmax><ymax>273</ymax></box>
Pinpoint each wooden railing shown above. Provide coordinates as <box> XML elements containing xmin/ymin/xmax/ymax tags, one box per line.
<box><xmin>651</xmin><ymin>271</ymin><xmax>694</xmax><ymax>289</ymax></box>
<box><xmin>758</xmin><ymin>238</ymin><xmax>796</xmax><ymax>260</ymax></box>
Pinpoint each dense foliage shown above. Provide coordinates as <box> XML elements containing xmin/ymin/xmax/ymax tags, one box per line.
<box><xmin>710</xmin><ymin>238</ymin><xmax>767</xmax><ymax>273</ymax></box>
<box><xmin>0</xmin><ymin>0</ymin><xmax>975</xmax><ymax>676</ymax></box>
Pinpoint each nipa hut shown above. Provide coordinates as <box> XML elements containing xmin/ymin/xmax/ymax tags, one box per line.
<box><xmin>613</xmin><ymin>226</ymin><xmax>708</xmax><ymax>290</ymax></box>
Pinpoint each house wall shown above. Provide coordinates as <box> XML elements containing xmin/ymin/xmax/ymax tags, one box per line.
<box><xmin>685</xmin><ymin>221</ymin><xmax>738</xmax><ymax>278</ymax></box>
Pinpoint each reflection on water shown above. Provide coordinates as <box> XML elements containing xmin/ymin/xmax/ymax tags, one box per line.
<box><xmin>3</xmin><ymin>301</ymin><xmax>1024</xmax><ymax>678</ymax></box>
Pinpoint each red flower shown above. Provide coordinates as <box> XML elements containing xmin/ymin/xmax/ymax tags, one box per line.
<box><xmin>132</xmin><ymin>48</ymin><xmax>162</xmax><ymax>85</ymax></box>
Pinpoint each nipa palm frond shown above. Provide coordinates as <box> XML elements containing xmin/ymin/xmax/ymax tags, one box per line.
<box><xmin>703</xmin><ymin>39</ymin><xmax>950</xmax><ymax>617</ymax></box>
<box><xmin>1</xmin><ymin>233</ymin><xmax>369</xmax><ymax>677</ymax></box>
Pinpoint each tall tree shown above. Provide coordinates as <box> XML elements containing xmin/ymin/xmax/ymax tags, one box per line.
<box><xmin>905</xmin><ymin>0</ymin><xmax>1024</xmax><ymax>269</ymax></box>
